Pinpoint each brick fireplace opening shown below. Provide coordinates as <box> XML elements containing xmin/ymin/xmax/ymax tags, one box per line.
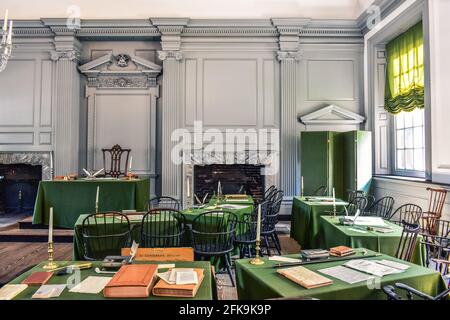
<box><xmin>0</xmin><ymin>164</ymin><xmax>42</xmax><ymax>215</ymax></box>
<box><xmin>193</xmin><ymin>164</ymin><xmax>265</xmax><ymax>203</ymax></box>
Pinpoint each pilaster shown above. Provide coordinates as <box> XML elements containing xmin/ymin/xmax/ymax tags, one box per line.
<box><xmin>273</xmin><ymin>18</ymin><xmax>310</xmax><ymax>197</ymax></box>
<box><xmin>44</xmin><ymin>19</ymin><xmax>82</xmax><ymax>175</ymax></box>
<box><xmin>152</xmin><ymin>18</ymin><xmax>189</xmax><ymax>200</ymax></box>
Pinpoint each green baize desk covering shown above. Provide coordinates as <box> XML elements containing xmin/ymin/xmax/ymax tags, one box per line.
<box><xmin>33</xmin><ymin>179</ymin><xmax>150</xmax><ymax>229</ymax></box>
<box><xmin>235</xmin><ymin>249</ymin><xmax>447</xmax><ymax>300</ymax></box>
<box><xmin>8</xmin><ymin>260</ymin><xmax>213</xmax><ymax>300</ymax></box>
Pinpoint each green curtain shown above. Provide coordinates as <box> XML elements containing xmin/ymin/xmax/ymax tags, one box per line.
<box><xmin>385</xmin><ymin>21</ymin><xmax>424</xmax><ymax>114</ymax></box>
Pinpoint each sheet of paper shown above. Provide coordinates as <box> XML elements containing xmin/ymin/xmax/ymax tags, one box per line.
<box><xmin>176</xmin><ymin>271</ymin><xmax>198</xmax><ymax>285</ymax></box>
<box><xmin>0</xmin><ymin>284</ymin><xmax>28</xmax><ymax>300</ymax></box>
<box><xmin>32</xmin><ymin>284</ymin><xmax>66</xmax><ymax>299</ymax></box>
<box><xmin>219</xmin><ymin>204</ymin><xmax>251</xmax><ymax>210</ymax></box>
<box><xmin>318</xmin><ymin>266</ymin><xmax>374</xmax><ymax>284</ymax></box>
<box><xmin>158</xmin><ymin>264</ymin><xmax>176</xmax><ymax>269</ymax></box>
<box><xmin>157</xmin><ymin>271</ymin><xmax>175</xmax><ymax>284</ymax></box>
<box><xmin>69</xmin><ymin>276</ymin><xmax>111</xmax><ymax>294</ymax></box>
<box><xmin>344</xmin><ymin>259</ymin><xmax>404</xmax><ymax>277</ymax></box>
<box><xmin>352</xmin><ymin>217</ymin><xmax>386</xmax><ymax>227</ymax></box>
<box><xmin>268</xmin><ymin>256</ymin><xmax>302</xmax><ymax>263</ymax></box>
<box><xmin>168</xmin><ymin>268</ymin><xmax>194</xmax><ymax>283</ymax></box>
<box><xmin>376</xmin><ymin>259</ymin><xmax>410</xmax><ymax>271</ymax></box>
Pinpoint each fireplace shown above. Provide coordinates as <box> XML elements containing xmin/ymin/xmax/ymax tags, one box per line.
<box><xmin>194</xmin><ymin>164</ymin><xmax>265</xmax><ymax>203</ymax></box>
<box><xmin>0</xmin><ymin>164</ymin><xmax>42</xmax><ymax>215</ymax></box>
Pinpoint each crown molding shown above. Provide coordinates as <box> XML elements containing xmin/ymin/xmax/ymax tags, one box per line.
<box><xmin>357</xmin><ymin>0</ymin><xmax>408</xmax><ymax>34</ymax></box>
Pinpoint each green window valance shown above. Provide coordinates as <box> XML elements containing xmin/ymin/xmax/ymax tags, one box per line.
<box><xmin>385</xmin><ymin>21</ymin><xmax>424</xmax><ymax>114</ymax></box>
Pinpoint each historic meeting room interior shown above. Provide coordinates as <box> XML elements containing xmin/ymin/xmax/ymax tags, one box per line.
<box><xmin>0</xmin><ymin>0</ymin><xmax>449</xmax><ymax>305</ymax></box>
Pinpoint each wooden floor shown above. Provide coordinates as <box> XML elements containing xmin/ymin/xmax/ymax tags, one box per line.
<box><xmin>0</xmin><ymin>242</ymin><xmax>73</xmax><ymax>285</ymax></box>
<box><xmin>0</xmin><ymin>233</ymin><xmax>300</xmax><ymax>299</ymax></box>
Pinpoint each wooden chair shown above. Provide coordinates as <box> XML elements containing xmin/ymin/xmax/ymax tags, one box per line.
<box><xmin>383</xmin><ymin>283</ymin><xmax>450</xmax><ymax>300</ymax></box>
<box><xmin>261</xmin><ymin>191</ymin><xmax>284</xmax><ymax>256</ymax></box>
<box><xmin>140</xmin><ymin>208</ymin><xmax>186</xmax><ymax>248</ymax></box>
<box><xmin>365</xmin><ymin>196</ymin><xmax>395</xmax><ymax>219</ymax></box>
<box><xmin>148</xmin><ymin>196</ymin><xmax>181</xmax><ymax>211</ymax></box>
<box><xmin>102</xmin><ymin>144</ymin><xmax>131</xmax><ymax>178</ymax></box>
<box><xmin>421</xmin><ymin>219</ymin><xmax>450</xmax><ymax>267</ymax></box>
<box><xmin>422</xmin><ymin>188</ymin><xmax>447</xmax><ymax>235</ymax></box>
<box><xmin>233</xmin><ymin>201</ymin><xmax>269</xmax><ymax>258</ymax></box>
<box><xmin>389</xmin><ymin>204</ymin><xmax>423</xmax><ymax>226</ymax></box>
<box><xmin>313</xmin><ymin>186</ymin><xmax>328</xmax><ymax>196</ymax></box>
<box><xmin>81</xmin><ymin>212</ymin><xmax>131</xmax><ymax>260</ymax></box>
<box><xmin>191</xmin><ymin>211</ymin><xmax>238</xmax><ymax>286</ymax></box>
<box><xmin>396</xmin><ymin>222</ymin><xmax>420</xmax><ymax>262</ymax></box>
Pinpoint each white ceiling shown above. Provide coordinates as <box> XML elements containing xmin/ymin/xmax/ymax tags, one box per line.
<box><xmin>1</xmin><ymin>0</ymin><xmax>375</xmax><ymax>20</ymax></box>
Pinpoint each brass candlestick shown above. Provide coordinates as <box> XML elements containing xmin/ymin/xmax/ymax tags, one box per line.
<box><xmin>250</xmin><ymin>239</ymin><xmax>265</xmax><ymax>265</ymax></box>
<box><xmin>43</xmin><ymin>241</ymin><xmax>58</xmax><ymax>270</ymax></box>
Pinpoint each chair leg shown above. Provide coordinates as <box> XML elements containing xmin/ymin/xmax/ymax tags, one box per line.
<box><xmin>264</xmin><ymin>235</ymin><xmax>271</xmax><ymax>256</ymax></box>
<box><xmin>224</xmin><ymin>254</ymin><xmax>235</xmax><ymax>287</ymax></box>
<box><xmin>271</xmin><ymin>233</ymin><xmax>282</xmax><ymax>255</ymax></box>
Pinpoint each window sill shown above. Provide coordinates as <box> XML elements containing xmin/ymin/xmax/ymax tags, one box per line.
<box><xmin>373</xmin><ymin>175</ymin><xmax>429</xmax><ymax>183</ymax></box>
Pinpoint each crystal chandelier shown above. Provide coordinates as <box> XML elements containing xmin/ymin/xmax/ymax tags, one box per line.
<box><xmin>0</xmin><ymin>9</ymin><xmax>13</xmax><ymax>73</ymax></box>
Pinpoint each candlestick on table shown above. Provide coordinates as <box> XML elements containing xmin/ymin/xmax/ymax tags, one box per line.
<box><xmin>43</xmin><ymin>207</ymin><xmax>57</xmax><ymax>270</ymax></box>
<box><xmin>250</xmin><ymin>204</ymin><xmax>264</xmax><ymax>265</ymax></box>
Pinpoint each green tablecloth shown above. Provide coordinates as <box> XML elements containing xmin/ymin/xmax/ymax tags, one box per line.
<box><xmin>290</xmin><ymin>197</ymin><xmax>347</xmax><ymax>249</ymax></box>
<box><xmin>236</xmin><ymin>249</ymin><xmax>447</xmax><ymax>300</ymax></box>
<box><xmin>73</xmin><ymin>204</ymin><xmax>254</xmax><ymax>260</ymax></box>
<box><xmin>33</xmin><ymin>179</ymin><xmax>150</xmax><ymax>229</ymax></box>
<box><xmin>319</xmin><ymin>216</ymin><xmax>426</xmax><ymax>266</ymax></box>
<box><xmin>8</xmin><ymin>260</ymin><xmax>213</xmax><ymax>300</ymax></box>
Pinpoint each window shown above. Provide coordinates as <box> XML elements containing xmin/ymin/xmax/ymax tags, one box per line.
<box><xmin>394</xmin><ymin>109</ymin><xmax>425</xmax><ymax>176</ymax></box>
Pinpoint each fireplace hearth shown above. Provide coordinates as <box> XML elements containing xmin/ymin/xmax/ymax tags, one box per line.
<box><xmin>0</xmin><ymin>164</ymin><xmax>42</xmax><ymax>215</ymax></box>
<box><xmin>194</xmin><ymin>164</ymin><xmax>265</xmax><ymax>203</ymax></box>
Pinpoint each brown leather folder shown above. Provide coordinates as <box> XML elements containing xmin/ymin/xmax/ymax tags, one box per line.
<box><xmin>103</xmin><ymin>264</ymin><xmax>158</xmax><ymax>298</ymax></box>
<box><xmin>152</xmin><ymin>268</ymin><xmax>204</xmax><ymax>298</ymax></box>
<box><xmin>329</xmin><ymin>246</ymin><xmax>355</xmax><ymax>257</ymax></box>
<box><xmin>21</xmin><ymin>272</ymin><xmax>53</xmax><ymax>286</ymax></box>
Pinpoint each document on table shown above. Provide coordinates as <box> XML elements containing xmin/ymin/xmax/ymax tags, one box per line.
<box><xmin>353</xmin><ymin>217</ymin><xmax>386</xmax><ymax>227</ymax></box>
<box><xmin>344</xmin><ymin>259</ymin><xmax>404</xmax><ymax>277</ymax></box>
<box><xmin>318</xmin><ymin>266</ymin><xmax>374</xmax><ymax>284</ymax></box>
<box><xmin>376</xmin><ymin>259</ymin><xmax>410</xmax><ymax>271</ymax></box>
<box><xmin>219</xmin><ymin>204</ymin><xmax>251</xmax><ymax>209</ymax></box>
<box><xmin>32</xmin><ymin>284</ymin><xmax>66</xmax><ymax>299</ymax></box>
<box><xmin>69</xmin><ymin>276</ymin><xmax>112</xmax><ymax>294</ymax></box>
<box><xmin>268</xmin><ymin>256</ymin><xmax>302</xmax><ymax>263</ymax></box>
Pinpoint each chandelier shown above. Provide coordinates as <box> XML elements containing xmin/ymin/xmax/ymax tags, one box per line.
<box><xmin>0</xmin><ymin>9</ymin><xmax>12</xmax><ymax>73</ymax></box>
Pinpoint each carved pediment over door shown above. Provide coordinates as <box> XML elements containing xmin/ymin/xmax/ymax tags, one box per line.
<box><xmin>79</xmin><ymin>53</ymin><xmax>162</xmax><ymax>88</ymax></box>
<box><xmin>298</xmin><ymin>105</ymin><xmax>366</xmax><ymax>126</ymax></box>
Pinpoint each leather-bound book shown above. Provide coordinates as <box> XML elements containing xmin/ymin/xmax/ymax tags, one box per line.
<box><xmin>330</xmin><ymin>246</ymin><xmax>355</xmax><ymax>257</ymax></box>
<box><xmin>21</xmin><ymin>272</ymin><xmax>53</xmax><ymax>286</ymax></box>
<box><xmin>277</xmin><ymin>266</ymin><xmax>333</xmax><ymax>289</ymax></box>
<box><xmin>152</xmin><ymin>269</ymin><xmax>204</xmax><ymax>298</ymax></box>
<box><xmin>103</xmin><ymin>264</ymin><xmax>158</xmax><ymax>298</ymax></box>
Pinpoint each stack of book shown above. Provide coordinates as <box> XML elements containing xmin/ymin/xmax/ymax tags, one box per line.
<box><xmin>301</xmin><ymin>249</ymin><xmax>330</xmax><ymax>260</ymax></box>
<box><xmin>153</xmin><ymin>268</ymin><xmax>204</xmax><ymax>298</ymax></box>
<box><xmin>329</xmin><ymin>246</ymin><xmax>355</xmax><ymax>257</ymax></box>
<box><xmin>277</xmin><ymin>266</ymin><xmax>333</xmax><ymax>289</ymax></box>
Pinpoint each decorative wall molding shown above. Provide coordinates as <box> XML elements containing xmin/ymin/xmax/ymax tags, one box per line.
<box><xmin>299</xmin><ymin>104</ymin><xmax>366</xmax><ymax>125</ymax></box>
<box><xmin>79</xmin><ymin>53</ymin><xmax>162</xmax><ymax>88</ymax></box>
<box><xmin>50</xmin><ymin>50</ymin><xmax>79</xmax><ymax>61</ymax></box>
<box><xmin>277</xmin><ymin>51</ymin><xmax>303</xmax><ymax>61</ymax></box>
<box><xmin>0</xmin><ymin>152</ymin><xmax>53</xmax><ymax>181</ymax></box>
<box><xmin>158</xmin><ymin>50</ymin><xmax>183</xmax><ymax>61</ymax></box>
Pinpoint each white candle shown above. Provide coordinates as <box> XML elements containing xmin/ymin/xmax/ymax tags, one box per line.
<box><xmin>3</xmin><ymin>9</ymin><xmax>8</xmax><ymax>31</ymax></box>
<box><xmin>50</xmin><ymin>152</ymin><xmax>53</xmax><ymax>170</ymax></box>
<box><xmin>6</xmin><ymin>20</ymin><xmax>12</xmax><ymax>44</ymax></box>
<box><xmin>256</xmin><ymin>204</ymin><xmax>261</xmax><ymax>242</ymax></box>
<box><xmin>186</xmin><ymin>177</ymin><xmax>191</xmax><ymax>198</ymax></box>
<box><xmin>48</xmin><ymin>207</ymin><xmax>53</xmax><ymax>243</ymax></box>
<box><xmin>129</xmin><ymin>156</ymin><xmax>133</xmax><ymax>171</ymax></box>
<box><xmin>96</xmin><ymin>186</ymin><xmax>99</xmax><ymax>205</ymax></box>
<box><xmin>301</xmin><ymin>176</ymin><xmax>304</xmax><ymax>196</ymax></box>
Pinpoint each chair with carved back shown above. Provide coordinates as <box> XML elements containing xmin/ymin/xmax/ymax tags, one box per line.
<box><xmin>102</xmin><ymin>144</ymin><xmax>131</xmax><ymax>178</ymax></box>
<box><xmin>421</xmin><ymin>219</ymin><xmax>450</xmax><ymax>268</ymax></box>
<box><xmin>389</xmin><ymin>204</ymin><xmax>423</xmax><ymax>226</ymax></box>
<box><xmin>422</xmin><ymin>188</ymin><xmax>448</xmax><ymax>235</ymax></box>
<box><xmin>396</xmin><ymin>221</ymin><xmax>421</xmax><ymax>262</ymax></box>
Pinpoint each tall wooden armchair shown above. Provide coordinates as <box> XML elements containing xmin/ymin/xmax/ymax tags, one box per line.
<box><xmin>422</xmin><ymin>188</ymin><xmax>447</xmax><ymax>235</ymax></box>
<box><xmin>102</xmin><ymin>144</ymin><xmax>131</xmax><ymax>178</ymax></box>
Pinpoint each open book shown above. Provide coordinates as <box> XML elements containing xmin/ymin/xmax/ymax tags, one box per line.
<box><xmin>152</xmin><ymin>268</ymin><xmax>204</xmax><ymax>298</ymax></box>
<box><xmin>277</xmin><ymin>266</ymin><xmax>333</xmax><ymax>289</ymax></box>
